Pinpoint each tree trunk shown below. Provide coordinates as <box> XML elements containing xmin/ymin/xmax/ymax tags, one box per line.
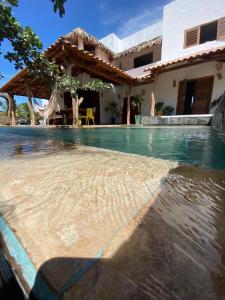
<box><xmin>27</xmin><ymin>93</ymin><xmax>36</xmax><ymax>126</ymax></box>
<box><xmin>7</xmin><ymin>95</ymin><xmax>12</xmax><ymax>121</ymax></box>
<box><xmin>72</xmin><ymin>97</ymin><xmax>79</xmax><ymax>126</ymax></box>
<box><xmin>8</xmin><ymin>94</ymin><xmax>16</xmax><ymax>126</ymax></box>
<box><xmin>11</xmin><ymin>97</ymin><xmax>16</xmax><ymax>126</ymax></box>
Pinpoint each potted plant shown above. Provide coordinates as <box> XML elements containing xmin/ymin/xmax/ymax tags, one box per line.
<box><xmin>105</xmin><ymin>101</ymin><xmax>120</xmax><ymax>124</ymax></box>
<box><xmin>162</xmin><ymin>105</ymin><xmax>174</xmax><ymax>116</ymax></box>
<box><xmin>155</xmin><ymin>102</ymin><xmax>164</xmax><ymax>116</ymax></box>
<box><xmin>131</xmin><ymin>94</ymin><xmax>144</xmax><ymax>125</ymax></box>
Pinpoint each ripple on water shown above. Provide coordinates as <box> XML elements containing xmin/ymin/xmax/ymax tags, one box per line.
<box><xmin>0</xmin><ymin>134</ymin><xmax>225</xmax><ymax>299</ymax></box>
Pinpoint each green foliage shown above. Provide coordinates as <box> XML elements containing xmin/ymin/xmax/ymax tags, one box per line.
<box><xmin>16</xmin><ymin>102</ymin><xmax>30</xmax><ymax>120</ymax></box>
<box><xmin>29</xmin><ymin>54</ymin><xmax>60</xmax><ymax>89</ymax></box>
<box><xmin>56</xmin><ymin>75</ymin><xmax>80</xmax><ymax>98</ymax></box>
<box><xmin>50</xmin><ymin>0</ymin><xmax>67</xmax><ymax>17</ymax></box>
<box><xmin>155</xmin><ymin>102</ymin><xmax>164</xmax><ymax>114</ymax></box>
<box><xmin>57</xmin><ymin>75</ymin><xmax>111</xmax><ymax>98</ymax></box>
<box><xmin>82</xmin><ymin>79</ymin><xmax>111</xmax><ymax>92</ymax></box>
<box><xmin>131</xmin><ymin>94</ymin><xmax>144</xmax><ymax>115</ymax></box>
<box><xmin>162</xmin><ymin>105</ymin><xmax>174</xmax><ymax>116</ymax></box>
<box><xmin>155</xmin><ymin>102</ymin><xmax>174</xmax><ymax>116</ymax></box>
<box><xmin>0</xmin><ymin>0</ymin><xmax>67</xmax><ymax>74</ymax></box>
<box><xmin>0</xmin><ymin>2</ymin><xmax>43</xmax><ymax>70</ymax></box>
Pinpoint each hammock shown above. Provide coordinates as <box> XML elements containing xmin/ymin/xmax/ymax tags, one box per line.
<box><xmin>34</xmin><ymin>90</ymin><xmax>63</xmax><ymax>124</ymax></box>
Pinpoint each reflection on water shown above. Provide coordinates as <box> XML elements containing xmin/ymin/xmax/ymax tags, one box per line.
<box><xmin>0</xmin><ymin>126</ymin><xmax>225</xmax><ymax>169</ymax></box>
<box><xmin>0</xmin><ymin>133</ymin><xmax>76</xmax><ymax>159</ymax></box>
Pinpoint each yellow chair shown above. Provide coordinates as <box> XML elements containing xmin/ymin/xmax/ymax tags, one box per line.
<box><xmin>80</xmin><ymin>108</ymin><xmax>95</xmax><ymax>125</ymax></box>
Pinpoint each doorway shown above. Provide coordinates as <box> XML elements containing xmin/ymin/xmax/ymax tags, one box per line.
<box><xmin>78</xmin><ymin>90</ymin><xmax>100</xmax><ymax>124</ymax></box>
<box><xmin>177</xmin><ymin>76</ymin><xmax>214</xmax><ymax>115</ymax></box>
<box><xmin>62</xmin><ymin>90</ymin><xmax>100</xmax><ymax>125</ymax></box>
<box><xmin>122</xmin><ymin>97</ymin><xmax>138</xmax><ymax>124</ymax></box>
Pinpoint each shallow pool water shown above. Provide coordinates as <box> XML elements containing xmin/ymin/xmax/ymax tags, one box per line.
<box><xmin>0</xmin><ymin>126</ymin><xmax>225</xmax><ymax>299</ymax></box>
<box><xmin>0</xmin><ymin>126</ymin><xmax>225</xmax><ymax>169</ymax></box>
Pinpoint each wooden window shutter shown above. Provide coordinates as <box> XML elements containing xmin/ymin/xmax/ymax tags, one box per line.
<box><xmin>176</xmin><ymin>80</ymin><xmax>187</xmax><ymax>115</ymax></box>
<box><xmin>217</xmin><ymin>17</ymin><xmax>225</xmax><ymax>40</ymax></box>
<box><xmin>184</xmin><ymin>27</ymin><xmax>200</xmax><ymax>48</ymax></box>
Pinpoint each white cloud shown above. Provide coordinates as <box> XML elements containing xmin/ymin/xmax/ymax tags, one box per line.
<box><xmin>117</xmin><ymin>5</ymin><xmax>163</xmax><ymax>38</ymax></box>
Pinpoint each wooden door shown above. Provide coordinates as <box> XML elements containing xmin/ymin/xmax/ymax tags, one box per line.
<box><xmin>192</xmin><ymin>76</ymin><xmax>214</xmax><ymax>114</ymax></box>
<box><xmin>176</xmin><ymin>80</ymin><xmax>187</xmax><ymax>114</ymax></box>
<box><xmin>122</xmin><ymin>97</ymin><xmax>138</xmax><ymax>124</ymax></box>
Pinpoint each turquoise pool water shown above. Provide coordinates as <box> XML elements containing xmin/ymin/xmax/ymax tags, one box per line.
<box><xmin>0</xmin><ymin>126</ymin><xmax>225</xmax><ymax>169</ymax></box>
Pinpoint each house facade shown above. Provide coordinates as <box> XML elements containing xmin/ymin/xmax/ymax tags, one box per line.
<box><xmin>1</xmin><ymin>0</ymin><xmax>225</xmax><ymax>125</ymax></box>
<box><xmin>99</xmin><ymin>0</ymin><xmax>225</xmax><ymax>123</ymax></box>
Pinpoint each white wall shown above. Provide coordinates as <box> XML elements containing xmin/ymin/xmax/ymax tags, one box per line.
<box><xmin>162</xmin><ymin>0</ymin><xmax>225</xmax><ymax>61</ymax></box>
<box><xmin>100</xmin><ymin>33</ymin><xmax>122</xmax><ymax>53</ymax></box>
<box><xmin>131</xmin><ymin>62</ymin><xmax>225</xmax><ymax>115</ymax></box>
<box><xmin>121</xmin><ymin>22</ymin><xmax>163</xmax><ymax>51</ymax></box>
<box><xmin>100</xmin><ymin>22</ymin><xmax>162</xmax><ymax>54</ymax></box>
<box><xmin>100</xmin><ymin>85</ymin><xmax>125</xmax><ymax>124</ymax></box>
<box><xmin>99</xmin><ymin>61</ymin><xmax>225</xmax><ymax>122</ymax></box>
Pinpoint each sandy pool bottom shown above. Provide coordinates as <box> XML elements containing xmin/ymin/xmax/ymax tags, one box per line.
<box><xmin>0</xmin><ymin>144</ymin><xmax>225</xmax><ymax>300</ymax></box>
<box><xmin>0</xmin><ymin>145</ymin><xmax>176</xmax><ymax>297</ymax></box>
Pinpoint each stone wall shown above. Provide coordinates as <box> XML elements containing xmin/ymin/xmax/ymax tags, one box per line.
<box><xmin>212</xmin><ymin>92</ymin><xmax>225</xmax><ymax>130</ymax></box>
<box><xmin>142</xmin><ymin>115</ymin><xmax>212</xmax><ymax>126</ymax></box>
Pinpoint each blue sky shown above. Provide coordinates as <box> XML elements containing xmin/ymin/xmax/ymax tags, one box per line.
<box><xmin>0</xmin><ymin>0</ymin><xmax>170</xmax><ymax>104</ymax></box>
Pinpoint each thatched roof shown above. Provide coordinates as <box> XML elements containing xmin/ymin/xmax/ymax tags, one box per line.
<box><xmin>113</xmin><ymin>37</ymin><xmax>162</xmax><ymax>59</ymax></box>
<box><xmin>64</xmin><ymin>28</ymin><xmax>114</xmax><ymax>56</ymax></box>
<box><xmin>63</xmin><ymin>28</ymin><xmax>162</xmax><ymax>59</ymax></box>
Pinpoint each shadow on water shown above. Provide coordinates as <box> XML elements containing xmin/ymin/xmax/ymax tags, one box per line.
<box><xmin>29</xmin><ymin>165</ymin><xmax>225</xmax><ymax>300</ymax></box>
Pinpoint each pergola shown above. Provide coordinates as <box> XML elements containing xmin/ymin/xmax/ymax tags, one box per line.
<box><xmin>0</xmin><ymin>37</ymin><xmax>135</xmax><ymax>125</ymax></box>
<box><xmin>2</xmin><ymin>35</ymin><xmax>225</xmax><ymax>125</ymax></box>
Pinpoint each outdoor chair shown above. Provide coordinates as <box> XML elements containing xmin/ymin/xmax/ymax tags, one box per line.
<box><xmin>80</xmin><ymin>108</ymin><xmax>95</xmax><ymax>125</ymax></box>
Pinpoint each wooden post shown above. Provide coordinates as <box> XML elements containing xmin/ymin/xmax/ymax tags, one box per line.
<box><xmin>10</xmin><ymin>95</ymin><xmax>16</xmax><ymax>126</ymax></box>
<box><xmin>6</xmin><ymin>94</ymin><xmax>12</xmax><ymax>121</ymax></box>
<box><xmin>127</xmin><ymin>85</ymin><xmax>132</xmax><ymax>125</ymax></box>
<box><xmin>72</xmin><ymin>97</ymin><xmax>78</xmax><ymax>126</ymax></box>
<box><xmin>26</xmin><ymin>85</ymin><xmax>36</xmax><ymax>126</ymax></box>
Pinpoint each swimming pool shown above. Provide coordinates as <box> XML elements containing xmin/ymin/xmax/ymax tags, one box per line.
<box><xmin>0</xmin><ymin>126</ymin><xmax>225</xmax><ymax>169</ymax></box>
<box><xmin>1</xmin><ymin>126</ymin><xmax>225</xmax><ymax>299</ymax></box>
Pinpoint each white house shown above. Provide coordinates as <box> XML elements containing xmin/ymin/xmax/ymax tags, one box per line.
<box><xmin>99</xmin><ymin>0</ymin><xmax>225</xmax><ymax>123</ymax></box>
<box><xmin>1</xmin><ymin>0</ymin><xmax>225</xmax><ymax>125</ymax></box>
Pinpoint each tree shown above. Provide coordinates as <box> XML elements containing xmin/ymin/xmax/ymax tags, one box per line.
<box><xmin>56</xmin><ymin>74</ymin><xmax>111</xmax><ymax>126</ymax></box>
<box><xmin>16</xmin><ymin>102</ymin><xmax>30</xmax><ymax>120</ymax></box>
<box><xmin>0</xmin><ymin>0</ymin><xmax>67</xmax><ymax>72</ymax></box>
<box><xmin>1</xmin><ymin>1</ymin><xmax>112</xmax><ymax>127</ymax></box>
<box><xmin>0</xmin><ymin>0</ymin><xmax>68</xmax><ymax>124</ymax></box>
<box><xmin>16</xmin><ymin>102</ymin><xmax>41</xmax><ymax>124</ymax></box>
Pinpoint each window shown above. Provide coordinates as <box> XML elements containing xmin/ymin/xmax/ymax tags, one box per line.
<box><xmin>200</xmin><ymin>21</ymin><xmax>217</xmax><ymax>44</ymax></box>
<box><xmin>184</xmin><ymin>17</ymin><xmax>225</xmax><ymax>48</ymax></box>
<box><xmin>134</xmin><ymin>53</ymin><xmax>153</xmax><ymax>68</ymax></box>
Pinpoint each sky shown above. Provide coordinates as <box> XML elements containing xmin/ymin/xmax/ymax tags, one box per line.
<box><xmin>0</xmin><ymin>0</ymin><xmax>170</xmax><ymax>105</ymax></box>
